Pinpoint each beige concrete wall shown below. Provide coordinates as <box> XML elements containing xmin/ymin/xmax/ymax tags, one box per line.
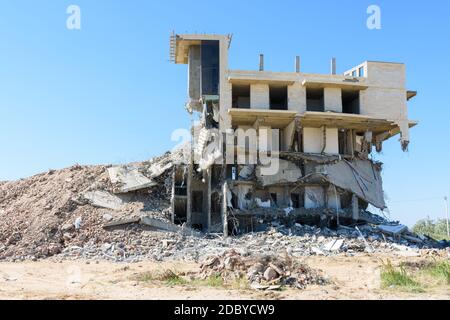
<box><xmin>303</xmin><ymin>127</ymin><xmax>339</xmax><ymax>154</ymax></box>
<box><xmin>324</xmin><ymin>87</ymin><xmax>342</xmax><ymax>113</ymax></box>
<box><xmin>250</xmin><ymin>84</ymin><xmax>270</xmax><ymax>109</ymax></box>
<box><xmin>305</xmin><ymin>186</ymin><xmax>325</xmax><ymax>209</ymax></box>
<box><xmin>360</xmin><ymin>62</ymin><xmax>408</xmax><ymax>121</ymax></box>
<box><xmin>327</xmin><ymin>185</ymin><xmax>341</xmax><ymax>209</ymax></box>
<box><xmin>287</xmin><ymin>82</ymin><xmax>306</xmax><ymax>113</ymax></box>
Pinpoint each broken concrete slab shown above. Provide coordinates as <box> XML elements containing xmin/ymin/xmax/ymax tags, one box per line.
<box><xmin>323</xmin><ymin>239</ymin><xmax>344</xmax><ymax>252</ymax></box>
<box><xmin>317</xmin><ymin>159</ymin><xmax>385</xmax><ymax>209</ymax></box>
<box><xmin>378</xmin><ymin>224</ymin><xmax>408</xmax><ymax>235</ymax></box>
<box><xmin>83</xmin><ymin>190</ymin><xmax>126</xmax><ymax>210</ymax></box>
<box><xmin>140</xmin><ymin>216</ymin><xmax>201</xmax><ymax>236</ymax></box>
<box><xmin>256</xmin><ymin>159</ymin><xmax>302</xmax><ymax>187</ymax></box>
<box><xmin>103</xmin><ymin>217</ymin><xmax>141</xmax><ymax>228</ymax></box>
<box><xmin>108</xmin><ymin>166</ymin><xmax>157</xmax><ymax>193</ymax></box>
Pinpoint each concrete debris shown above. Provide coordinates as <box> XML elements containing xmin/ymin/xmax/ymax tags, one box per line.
<box><xmin>83</xmin><ymin>190</ymin><xmax>125</xmax><ymax>210</ymax></box>
<box><xmin>318</xmin><ymin>159</ymin><xmax>385</xmax><ymax>209</ymax></box>
<box><xmin>239</xmin><ymin>165</ymin><xmax>254</xmax><ymax>180</ymax></box>
<box><xmin>256</xmin><ymin>159</ymin><xmax>302</xmax><ymax>187</ymax></box>
<box><xmin>74</xmin><ymin>217</ymin><xmax>82</xmax><ymax>230</ymax></box>
<box><xmin>108</xmin><ymin>166</ymin><xmax>156</xmax><ymax>193</ymax></box>
<box><xmin>102</xmin><ymin>213</ymin><xmax>113</xmax><ymax>222</ymax></box>
<box><xmin>198</xmin><ymin>250</ymin><xmax>328</xmax><ymax>290</ymax></box>
<box><xmin>256</xmin><ymin>198</ymin><xmax>271</xmax><ymax>208</ymax></box>
<box><xmin>0</xmin><ymin>149</ymin><xmax>448</xmax><ymax>264</ymax></box>
<box><xmin>323</xmin><ymin>239</ymin><xmax>344</xmax><ymax>252</ymax></box>
<box><xmin>378</xmin><ymin>224</ymin><xmax>408</xmax><ymax>236</ymax></box>
<box><xmin>140</xmin><ymin>216</ymin><xmax>200</xmax><ymax>236</ymax></box>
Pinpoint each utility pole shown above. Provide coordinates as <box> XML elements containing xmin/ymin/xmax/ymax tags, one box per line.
<box><xmin>445</xmin><ymin>196</ymin><xmax>449</xmax><ymax>237</ymax></box>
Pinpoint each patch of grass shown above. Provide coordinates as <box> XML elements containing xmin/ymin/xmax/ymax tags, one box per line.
<box><xmin>204</xmin><ymin>273</ymin><xmax>224</xmax><ymax>287</ymax></box>
<box><xmin>424</xmin><ymin>260</ymin><xmax>450</xmax><ymax>284</ymax></box>
<box><xmin>190</xmin><ymin>273</ymin><xmax>226</xmax><ymax>288</ymax></box>
<box><xmin>380</xmin><ymin>260</ymin><xmax>423</xmax><ymax>293</ymax></box>
<box><xmin>230</xmin><ymin>276</ymin><xmax>250</xmax><ymax>290</ymax></box>
<box><xmin>136</xmin><ymin>269</ymin><xmax>187</xmax><ymax>285</ymax></box>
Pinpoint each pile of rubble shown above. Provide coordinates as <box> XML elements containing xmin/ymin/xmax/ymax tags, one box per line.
<box><xmin>0</xmin><ymin>148</ymin><xmax>186</xmax><ymax>261</ymax></box>
<box><xmin>199</xmin><ymin>249</ymin><xmax>327</xmax><ymax>290</ymax></box>
<box><xmin>0</xmin><ymin>145</ymin><xmax>448</xmax><ymax>263</ymax></box>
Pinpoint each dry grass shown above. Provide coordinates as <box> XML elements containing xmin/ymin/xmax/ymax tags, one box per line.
<box><xmin>381</xmin><ymin>258</ymin><xmax>450</xmax><ymax>293</ymax></box>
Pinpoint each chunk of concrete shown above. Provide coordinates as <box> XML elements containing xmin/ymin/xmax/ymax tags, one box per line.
<box><xmin>256</xmin><ymin>159</ymin><xmax>302</xmax><ymax>187</ymax></box>
<box><xmin>323</xmin><ymin>239</ymin><xmax>344</xmax><ymax>252</ymax></box>
<box><xmin>108</xmin><ymin>166</ymin><xmax>156</xmax><ymax>193</ymax></box>
<box><xmin>140</xmin><ymin>216</ymin><xmax>201</xmax><ymax>236</ymax></box>
<box><xmin>378</xmin><ymin>224</ymin><xmax>408</xmax><ymax>235</ymax></box>
<box><xmin>83</xmin><ymin>190</ymin><xmax>125</xmax><ymax>210</ymax></box>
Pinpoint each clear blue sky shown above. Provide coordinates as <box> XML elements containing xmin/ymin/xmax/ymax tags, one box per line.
<box><xmin>0</xmin><ymin>0</ymin><xmax>449</xmax><ymax>226</ymax></box>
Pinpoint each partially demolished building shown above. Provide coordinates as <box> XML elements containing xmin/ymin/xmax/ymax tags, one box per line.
<box><xmin>169</xmin><ymin>33</ymin><xmax>417</xmax><ymax>236</ymax></box>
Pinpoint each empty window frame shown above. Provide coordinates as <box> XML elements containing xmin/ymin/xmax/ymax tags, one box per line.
<box><xmin>358</xmin><ymin>66</ymin><xmax>365</xmax><ymax>77</ymax></box>
<box><xmin>342</xmin><ymin>90</ymin><xmax>360</xmax><ymax>114</ymax></box>
<box><xmin>270</xmin><ymin>193</ymin><xmax>278</xmax><ymax>205</ymax></box>
<box><xmin>306</xmin><ymin>88</ymin><xmax>324</xmax><ymax>112</ymax></box>
<box><xmin>232</xmin><ymin>84</ymin><xmax>250</xmax><ymax>108</ymax></box>
<box><xmin>291</xmin><ymin>193</ymin><xmax>300</xmax><ymax>208</ymax></box>
<box><xmin>192</xmin><ymin>191</ymin><xmax>203</xmax><ymax>213</ymax></box>
<box><xmin>269</xmin><ymin>85</ymin><xmax>288</xmax><ymax>110</ymax></box>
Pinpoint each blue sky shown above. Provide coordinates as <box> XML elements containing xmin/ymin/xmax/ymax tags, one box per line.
<box><xmin>0</xmin><ymin>0</ymin><xmax>449</xmax><ymax>226</ymax></box>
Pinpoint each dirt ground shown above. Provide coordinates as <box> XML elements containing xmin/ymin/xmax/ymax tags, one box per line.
<box><xmin>0</xmin><ymin>254</ymin><xmax>448</xmax><ymax>300</ymax></box>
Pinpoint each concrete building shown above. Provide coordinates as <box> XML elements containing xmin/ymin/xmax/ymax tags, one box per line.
<box><xmin>170</xmin><ymin>33</ymin><xmax>417</xmax><ymax>235</ymax></box>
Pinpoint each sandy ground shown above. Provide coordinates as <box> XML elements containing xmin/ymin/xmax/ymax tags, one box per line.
<box><xmin>0</xmin><ymin>254</ymin><xmax>448</xmax><ymax>300</ymax></box>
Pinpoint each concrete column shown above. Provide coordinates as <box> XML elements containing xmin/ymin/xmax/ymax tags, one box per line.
<box><xmin>171</xmin><ymin>169</ymin><xmax>175</xmax><ymax>224</ymax></box>
<box><xmin>186</xmin><ymin>139</ymin><xmax>193</xmax><ymax>226</ymax></box>
<box><xmin>295</xmin><ymin>56</ymin><xmax>300</xmax><ymax>73</ymax></box>
<box><xmin>250</xmin><ymin>84</ymin><xmax>270</xmax><ymax>109</ymax></box>
<box><xmin>324</xmin><ymin>87</ymin><xmax>342</xmax><ymax>113</ymax></box>
<box><xmin>331</xmin><ymin>57</ymin><xmax>336</xmax><ymax>75</ymax></box>
<box><xmin>352</xmin><ymin>194</ymin><xmax>359</xmax><ymax>220</ymax></box>
<box><xmin>222</xmin><ymin>181</ymin><xmax>229</xmax><ymax>237</ymax></box>
<box><xmin>206</xmin><ymin>168</ymin><xmax>211</xmax><ymax>233</ymax></box>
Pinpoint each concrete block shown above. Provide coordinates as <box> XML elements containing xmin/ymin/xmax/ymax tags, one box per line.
<box><xmin>108</xmin><ymin>166</ymin><xmax>156</xmax><ymax>193</ymax></box>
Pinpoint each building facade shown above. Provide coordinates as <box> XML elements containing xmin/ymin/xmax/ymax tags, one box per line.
<box><xmin>170</xmin><ymin>33</ymin><xmax>417</xmax><ymax>235</ymax></box>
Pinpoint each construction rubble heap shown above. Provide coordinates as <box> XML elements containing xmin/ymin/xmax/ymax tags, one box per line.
<box><xmin>0</xmin><ymin>148</ymin><xmax>448</xmax><ymax>264</ymax></box>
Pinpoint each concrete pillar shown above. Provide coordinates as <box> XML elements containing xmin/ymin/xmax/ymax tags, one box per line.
<box><xmin>324</xmin><ymin>87</ymin><xmax>342</xmax><ymax>113</ymax></box>
<box><xmin>331</xmin><ymin>57</ymin><xmax>337</xmax><ymax>75</ymax></box>
<box><xmin>222</xmin><ymin>181</ymin><xmax>229</xmax><ymax>237</ymax></box>
<box><xmin>352</xmin><ymin>194</ymin><xmax>359</xmax><ymax>220</ymax></box>
<box><xmin>206</xmin><ymin>168</ymin><xmax>211</xmax><ymax>233</ymax></box>
<box><xmin>186</xmin><ymin>136</ymin><xmax>193</xmax><ymax>226</ymax></box>
<box><xmin>250</xmin><ymin>84</ymin><xmax>270</xmax><ymax>109</ymax></box>
<box><xmin>171</xmin><ymin>169</ymin><xmax>175</xmax><ymax>224</ymax></box>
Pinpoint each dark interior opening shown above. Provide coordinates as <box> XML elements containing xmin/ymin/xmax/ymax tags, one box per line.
<box><xmin>269</xmin><ymin>85</ymin><xmax>288</xmax><ymax>110</ymax></box>
<box><xmin>200</xmin><ymin>40</ymin><xmax>220</xmax><ymax>96</ymax></box>
<box><xmin>342</xmin><ymin>90</ymin><xmax>360</xmax><ymax>114</ymax></box>
<box><xmin>174</xmin><ymin>199</ymin><xmax>187</xmax><ymax>224</ymax></box>
<box><xmin>232</xmin><ymin>84</ymin><xmax>250</xmax><ymax>108</ymax></box>
<box><xmin>306</xmin><ymin>88</ymin><xmax>324</xmax><ymax>112</ymax></box>
<box><xmin>192</xmin><ymin>191</ymin><xmax>203</xmax><ymax>213</ymax></box>
<box><xmin>291</xmin><ymin>193</ymin><xmax>300</xmax><ymax>208</ymax></box>
<box><xmin>270</xmin><ymin>193</ymin><xmax>278</xmax><ymax>205</ymax></box>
